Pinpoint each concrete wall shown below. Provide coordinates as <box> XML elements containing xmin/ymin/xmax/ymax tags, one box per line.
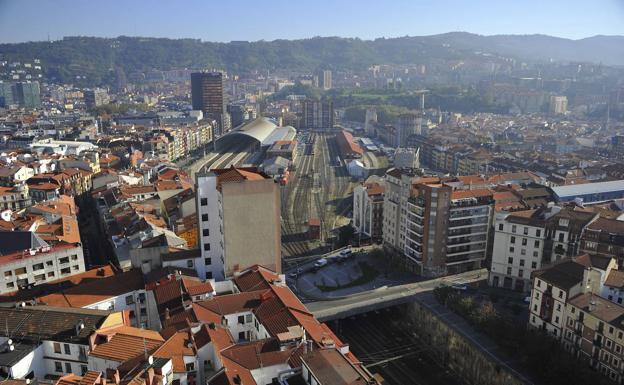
<box><xmin>222</xmin><ymin>178</ymin><xmax>281</xmax><ymax>276</ymax></box>
<box><xmin>406</xmin><ymin>301</ymin><xmax>529</xmax><ymax>385</ymax></box>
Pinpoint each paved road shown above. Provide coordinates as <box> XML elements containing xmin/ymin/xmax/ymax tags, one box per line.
<box><xmin>307</xmin><ymin>268</ymin><xmax>487</xmax><ymax>320</ymax></box>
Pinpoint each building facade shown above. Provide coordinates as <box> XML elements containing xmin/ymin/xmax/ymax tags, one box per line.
<box><xmin>196</xmin><ymin>168</ymin><xmax>281</xmax><ymax>281</ymax></box>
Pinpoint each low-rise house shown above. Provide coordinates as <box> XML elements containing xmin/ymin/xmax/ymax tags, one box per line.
<box><xmin>0</xmin><ymin>306</ymin><xmax>124</xmax><ymax>379</ymax></box>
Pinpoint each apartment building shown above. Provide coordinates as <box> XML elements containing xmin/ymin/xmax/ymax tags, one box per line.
<box><xmin>405</xmin><ymin>185</ymin><xmax>493</xmax><ymax>276</ymax></box>
<box><xmin>528</xmin><ymin>254</ymin><xmax>615</xmax><ymax>338</ymax></box>
<box><xmin>352</xmin><ymin>182</ymin><xmax>384</xmax><ymax>242</ymax></box>
<box><xmin>196</xmin><ymin>167</ymin><xmax>281</xmax><ymax>281</ymax></box>
<box><xmin>0</xmin><ymin>232</ymin><xmax>85</xmax><ymax>294</ymax></box>
<box><xmin>383</xmin><ymin>169</ymin><xmax>494</xmax><ymax>276</ymax></box>
<box><xmin>0</xmin><ymin>185</ymin><xmax>31</xmax><ymax>211</ymax></box>
<box><xmin>382</xmin><ymin>168</ymin><xmax>414</xmax><ymax>254</ymax></box>
<box><xmin>580</xmin><ymin>217</ymin><xmax>624</xmax><ymax>267</ymax></box>
<box><xmin>563</xmin><ymin>294</ymin><xmax>624</xmax><ymax>382</ymax></box>
<box><xmin>0</xmin><ymin>306</ymin><xmax>123</xmax><ymax>379</ymax></box>
<box><xmin>490</xmin><ymin>205</ymin><xmax>597</xmax><ymax>292</ymax></box>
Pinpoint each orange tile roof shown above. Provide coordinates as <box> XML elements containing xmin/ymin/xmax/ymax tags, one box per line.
<box><xmin>153</xmin><ymin>330</ymin><xmax>198</xmax><ymax>373</ymax></box>
<box><xmin>91</xmin><ymin>333</ymin><xmax>162</xmax><ymax>362</ymax></box>
<box><xmin>37</xmin><ymin>269</ymin><xmax>144</xmax><ymax>308</ymax></box>
<box><xmin>451</xmin><ymin>188</ymin><xmax>493</xmax><ymax>200</ymax></box>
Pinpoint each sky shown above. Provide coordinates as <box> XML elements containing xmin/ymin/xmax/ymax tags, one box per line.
<box><xmin>0</xmin><ymin>0</ymin><xmax>623</xmax><ymax>44</ymax></box>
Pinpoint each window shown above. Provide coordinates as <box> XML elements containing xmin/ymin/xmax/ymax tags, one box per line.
<box><xmin>533</xmin><ymin>305</ymin><xmax>537</xmax><ymax>311</ymax></box>
<box><xmin>54</xmin><ymin>342</ymin><xmax>61</xmax><ymax>354</ymax></box>
<box><xmin>202</xmin><ymin>229</ymin><xmax>209</xmax><ymax>237</ymax></box>
<box><xmin>533</xmin><ymin>251</ymin><xmax>539</xmax><ymax>257</ymax></box>
<box><xmin>238</xmin><ymin>315</ymin><xmax>245</xmax><ymax>324</ymax></box>
<box><xmin>522</xmin><ymin>238</ymin><xmax>527</xmax><ymax>246</ymax></box>
<box><xmin>555</xmin><ymin>316</ymin><xmax>559</xmax><ymax>323</ymax></box>
<box><xmin>126</xmin><ymin>295</ymin><xmax>135</xmax><ymax>305</ymax></box>
<box><xmin>245</xmin><ymin>314</ymin><xmax>252</xmax><ymax>323</ymax></box>
<box><xmin>536</xmin><ymin>229</ymin><xmax>541</xmax><ymax>237</ymax></box>
<box><xmin>559</xmin><ymin>291</ymin><xmax>563</xmax><ymax>299</ymax></box>
<box><xmin>512</xmin><ymin>225</ymin><xmax>517</xmax><ymax>233</ymax></box>
<box><xmin>498</xmin><ymin>224</ymin><xmax>503</xmax><ymax>231</ymax></box>
<box><xmin>64</xmin><ymin>344</ymin><xmax>70</xmax><ymax>355</ymax></box>
<box><xmin>518</xmin><ymin>269</ymin><xmax>524</xmax><ymax>278</ymax></box>
<box><xmin>509</xmin><ymin>247</ymin><xmax>515</xmax><ymax>253</ymax></box>
<box><xmin>610</xmin><ymin>326</ymin><xmax>615</xmax><ymax>334</ymax></box>
<box><xmin>33</xmin><ymin>263</ymin><xmax>44</xmax><ymax>271</ymax></box>
<box><xmin>71</xmin><ymin>254</ymin><xmax>78</xmax><ymax>260</ymax></box>
<box><xmin>557</xmin><ymin>304</ymin><xmax>561</xmax><ymax>311</ymax></box>
<box><xmin>4</xmin><ymin>271</ymin><xmax>11</xmax><ymax>278</ymax></box>
<box><xmin>532</xmin><ymin>262</ymin><xmax>537</xmax><ymax>269</ymax></box>
<box><xmin>61</xmin><ymin>267</ymin><xmax>71</xmax><ymax>274</ymax></box>
<box><xmin>535</xmin><ymin>292</ymin><xmax>540</xmax><ymax>299</ymax></box>
<box><xmin>238</xmin><ymin>331</ymin><xmax>245</xmax><ymax>340</ymax></box>
<box><xmin>55</xmin><ymin>361</ymin><xmax>62</xmax><ymax>372</ymax></box>
<box><xmin>200</xmin><ymin>198</ymin><xmax>208</xmax><ymax>206</ymax></box>
<box><xmin>14</xmin><ymin>267</ymin><xmax>26</xmax><ymax>275</ymax></box>
<box><xmin>508</xmin><ymin>257</ymin><xmax>513</xmax><ymax>264</ymax></box>
<box><xmin>34</xmin><ymin>274</ymin><xmax>45</xmax><ymax>282</ymax></box>
<box><xmin>81</xmin><ymin>365</ymin><xmax>88</xmax><ymax>375</ymax></box>
<box><xmin>65</xmin><ymin>363</ymin><xmax>71</xmax><ymax>373</ymax></box>
<box><xmin>201</xmin><ymin>214</ymin><xmax>208</xmax><ymax>222</ymax></box>
<box><xmin>72</xmin><ymin>265</ymin><xmax>79</xmax><ymax>271</ymax></box>
<box><xmin>6</xmin><ymin>282</ymin><xmax>14</xmax><ymax>289</ymax></box>
<box><xmin>520</xmin><ymin>259</ymin><xmax>525</xmax><ymax>267</ymax></box>
<box><xmin>521</xmin><ymin>249</ymin><xmax>526</xmax><ymax>255</ymax></box>
<box><xmin>534</xmin><ymin>240</ymin><xmax>540</xmax><ymax>248</ymax></box>
<box><xmin>507</xmin><ymin>267</ymin><xmax>512</xmax><ymax>275</ymax></box>
<box><xmin>510</xmin><ymin>236</ymin><xmax>516</xmax><ymax>244</ymax></box>
<box><xmin>537</xmin><ymin>280</ymin><xmax>541</xmax><ymax>287</ymax></box>
<box><xmin>186</xmin><ymin>260</ymin><xmax>194</xmax><ymax>268</ymax></box>
<box><xmin>59</xmin><ymin>257</ymin><xmax>69</xmax><ymax>264</ymax></box>
<box><xmin>46</xmin><ymin>260</ymin><xmax>53</xmax><ymax>266</ymax></box>
<box><xmin>523</xmin><ymin>227</ymin><xmax>529</xmax><ymax>235</ymax></box>
<box><xmin>47</xmin><ymin>271</ymin><xmax>55</xmax><ymax>278</ymax></box>
<box><xmin>205</xmin><ymin>258</ymin><xmax>211</xmax><ymax>266</ymax></box>
<box><xmin>186</xmin><ymin>363</ymin><xmax>195</xmax><ymax>372</ymax></box>
<box><xmin>204</xmin><ymin>243</ymin><xmax>210</xmax><ymax>251</ymax></box>
<box><xmin>206</xmin><ymin>272</ymin><xmax>213</xmax><ymax>279</ymax></box>
<box><xmin>558</xmin><ymin>233</ymin><xmax>564</xmax><ymax>242</ymax></box>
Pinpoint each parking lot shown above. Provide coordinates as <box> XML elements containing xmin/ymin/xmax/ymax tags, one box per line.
<box><xmin>287</xmin><ymin>247</ymin><xmax>419</xmax><ymax>300</ymax></box>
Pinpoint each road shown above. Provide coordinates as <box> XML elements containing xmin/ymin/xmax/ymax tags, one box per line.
<box><xmin>306</xmin><ymin>268</ymin><xmax>487</xmax><ymax>321</ymax></box>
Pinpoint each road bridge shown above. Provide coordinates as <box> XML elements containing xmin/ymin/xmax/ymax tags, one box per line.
<box><xmin>306</xmin><ymin>268</ymin><xmax>487</xmax><ymax>321</ymax></box>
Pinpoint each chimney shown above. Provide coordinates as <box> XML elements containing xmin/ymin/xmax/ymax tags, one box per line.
<box><xmin>145</xmin><ymin>367</ymin><xmax>155</xmax><ymax>385</ymax></box>
<box><xmin>106</xmin><ymin>369</ymin><xmax>120</xmax><ymax>385</ymax></box>
<box><xmin>75</xmin><ymin>320</ymin><xmax>85</xmax><ymax>336</ymax></box>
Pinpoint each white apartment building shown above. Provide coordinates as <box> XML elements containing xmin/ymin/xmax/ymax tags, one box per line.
<box><xmin>489</xmin><ymin>205</ymin><xmax>597</xmax><ymax>292</ymax></box>
<box><xmin>0</xmin><ymin>232</ymin><xmax>85</xmax><ymax>294</ymax></box>
<box><xmin>352</xmin><ymin>181</ymin><xmax>384</xmax><ymax>241</ymax></box>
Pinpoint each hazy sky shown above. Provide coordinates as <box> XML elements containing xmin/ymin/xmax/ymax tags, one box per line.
<box><xmin>1</xmin><ymin>0</ymin><xmax>623</xmax><ymax>44</ymax></box>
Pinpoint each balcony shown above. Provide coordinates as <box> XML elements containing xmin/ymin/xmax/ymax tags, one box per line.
<box><xmin>448</xmin><ymin>227</ymin><xmax>488</xmax><ymax>237</ymax></box>
<box><xmin>407</xmin><ymin>196</ymin><xmax>425</xmax><ymax>207</ymax></box>
<box><xmin>447</xmin><ymin>234</ymin><xmax>487</xmax><ymax>246</ymax></box>
<box><xmin>449</xmin><ymin>208</ymin><xmax>489</xmax><ymax>220</ymax></box>
<box><xmin>449</xmin><ymin>217</ymin><xmax>488</xmax><ymax>229</ymax></box>
<box><xmin>446</xmin><ymin>245</ymin><xmax>486</xmax><ymax>257</ymax></box>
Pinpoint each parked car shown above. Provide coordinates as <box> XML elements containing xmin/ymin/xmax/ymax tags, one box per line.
<box><xmin>313</xmin><ymin>258</ymin><xmax>328</xmax><ymax>271</ymax></box>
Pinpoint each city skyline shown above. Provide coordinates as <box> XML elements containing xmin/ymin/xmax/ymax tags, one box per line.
<box><xmin>0</xmin><ymin>0</ymin><xmax>623</xmax><ymax>44</ymax></box>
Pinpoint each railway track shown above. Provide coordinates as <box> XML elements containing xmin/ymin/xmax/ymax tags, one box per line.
<box><xmin>281</xmin><ymin>134</ymin><xmax>316</xmax><ymax>258</ymax></box>
<box><xmin>333</xmin><ymin>309</ymin><xmax>465</xmax><ymax>385</ymax></box>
